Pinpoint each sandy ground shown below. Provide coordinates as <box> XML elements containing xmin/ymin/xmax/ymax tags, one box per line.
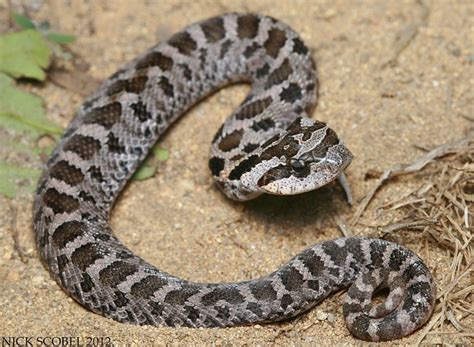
<box><xmin>0</xmin><ymin>0</ymin><xmax>472</xmax><ymax>345</ymax></box>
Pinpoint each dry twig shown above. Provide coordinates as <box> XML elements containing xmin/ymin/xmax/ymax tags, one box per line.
<box><xmin>350</xmin><ymin>136</ymin><xmax>473</xmax><ymax>226</ymax></box>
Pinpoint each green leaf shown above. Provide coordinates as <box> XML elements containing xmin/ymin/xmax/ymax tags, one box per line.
<box><xmin>0</xmin><ymin>161</ymin><xmax>41</xmax><ymax>198</ymax></box>
<box><xmin>133</xmin><ymin>163</ymin><xmax>158</xmax><ymax>181</ymax></box>
<box><xmin>46</xmin><ymin>32</ymin><xmax>76</xmax><ymax>44</ymax></box>
<box><xmin>133</xmin><ymin>146</ymin><xmax>169</xmax><ymax>181</ymax></box>
<box><xmin>12</xmin><ymin>13</ymin><xmax>35</xmax><ymax>29</ymax></box>
<box><xmin>0</xmin><ymin>73</ymin><xmax>63</xmax><ymax>137</ymax></box>
<box><xmin>0</xmin><ymin>29</ymin><xmax>52</xmax><ymax>80</ymax></box>
<box><xmin>154</xmin><ymin>146</ymin><xmax>169</xmax><ymax>161</ymax></box>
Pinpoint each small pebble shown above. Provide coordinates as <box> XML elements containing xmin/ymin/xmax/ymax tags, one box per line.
<box><xmin>316</xmin><ymin>309</ymin><xmax>328</xmax><ymax>321</ymax></box>
<box><xmin>327</xmin><ymin>313</ymin><xmax>336</xmax><ymax>323</ymax></box>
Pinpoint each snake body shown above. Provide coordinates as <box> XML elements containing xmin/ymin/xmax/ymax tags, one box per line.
<box><xmin>33</xmin><ymin>13</ymin><xmax>435</xmax><ymax>341</ymax></box>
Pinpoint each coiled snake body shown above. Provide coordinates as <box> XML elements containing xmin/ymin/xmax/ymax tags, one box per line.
<box><xmin>33</xmin><ymin>13</ymin><xmax>435</xmax><ymax>341</ymax></box>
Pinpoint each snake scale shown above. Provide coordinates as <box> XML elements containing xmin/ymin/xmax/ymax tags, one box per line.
<box><xmin>33</xmin><ymin>13</ymin><xmax>436</xmax><ymax>341</ymax></box>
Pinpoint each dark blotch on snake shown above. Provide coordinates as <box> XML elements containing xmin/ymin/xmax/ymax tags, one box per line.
<box><xmin>306</xmin><ymin>83</ymin><xmax>315</xmax><ymax>92</ymax></box>
<box><xmin>228</xmin><ymin>154</ymin><xmax>259</xmax><ymax>180</ymax></box>
<box><xmin>219</xmin><ymin>39</ymin><xmax>232</xmax><ymax>58</ymax></box>
<box><xmin>345</xmin><ymin>238</ymin><xmax>366</xmax><ymax>265</ymax></box>
<box><xmin>179</xmin><ymin>63</ymin><xmax>193</xmax><ymax>80</ymax></box>
<box><xmin>369</xmin><ymin>241</ymin><xmax>388</xmax><ymax>270</ymax></box>
<box><xmin>201</xmin><ymin>287</ymin><xmax>245</xmax><ymax>306</ymax></box>
<box><xmin>88</xmin><ymin>166</ymin><xmax>103</xmax><ymax>182</ymax></box>
<box><xmin>201</xmin><ymin>17</ymin><xmax>226</xmax><ymax>43</ymax></box>
<box><xmin>292</xmin><ymin>37</ymin><xmax>309</xmax><ymax>55</ymax></box>
<box><xmin>378</xmin><ymin>317</ymin><xmax>403</xmax><ymax>341</ymax></box>
<box><xmin>209</xmin><ymin>157</ymin><xmax>225</xmax><ymax>177</ymax></box>
<box><xmin>256</xmin><ymin>63</ymin><xmax>270</xmax><ymax>78</ymax></box>
<box><xmin>265</xmin><ymin>59</ymin><xmax>293</xmax><ymax>88</ymax></box>
<box><xmin>388</xmin><ymin>248</ymin><xmax>408</xmax><ymax>271</ymax></box>
<box><xmin>243</xmin><ymin>43</ymin><xmax>260</xmax><ymax>58</ymax></box>
<box><xmin>63</xmin><ymin>134</ymin><xmax>101</xmax><ymax>160</ymax></box>
<box><xmin>83</xmin><ymin>102</ymin><xmax>123</xmax><ymax>130</ymax></box>
<box><xmin>80</xmin><ymin>190</ymin><xmax>97</xmax><ymax>205</ymax></box>
<box><xmin>98</xmin><ymin>261</ymin><xmax>138</xmax><ymax>287</ymax></box>
<box><xmin>322</xmin><ymin>241</ymin><xmax>348</xmax><ymax>266</ymax></box>
<box><xmin>80</xmin><ymin>272</ymin><xmax>94</xmax><ymax>293</ymax></box>
<box><xmin>237</xmin><ymin>14</ymin><xmax>260</xmax><ymax>39</ymax></box>
<box><xmin>50</xmin><ymin>160</ymin><xmax>84</xmax><ymax>186</ymax></box>
<box><xmin>130</xmin><ymin>276</ymin><xmax>168</xmax><ymax>298</ymax></box>
<box><xmin>52</xmin><ymin>220</ymin><xmax>87</xmax><ymax>248</ymax></box>
<box><xmin>169</xmin><ymin>31</ymin><xmax>197</xmax><ymax>56</ymax></box>
<box><xmin>235</xmin><ymin>97</ymin><xmax>272</xmax><ymax>120</ymax></box>
<box><xmin>107</xmin><ymin>132</ymin><xmax>126</xmax><ymax>154</ymax></box>
<box><xmin>130</xmin><ymin>101</ymin><xmax>155</xmax><ymax>122</ymax></box>
<box><xmin>301</xmin><ymin>252</ymin><xmax>327</xmax><ymax>277</ymax></box>
<box><xmin>251</xmin><ymin>118</ymin><xmax>275</xmax><ymax>132</ymax></box>
<box><xmin>107</xmin><ymin>76</ymin><xmax>148</xmax><ymax>96</ymax></box>
<box><xmin>243</xmin><ymin>143</ymin><xmax>259</xmax><ymax>153</ymax></box>
<box><xmin>308</xmin><ymin>279</ymin><xmax>320</xmax><ymax>292</ymax></box>
<box><xmin>403</xmin><ymin>261</ymin><xmax>430</xmax><ymax>281</ymax></box>
<box><xmin>230</xmin><ymin>153</ymin><xmax>244</xmax><ymax>161</ymax></box>
<box><xmin>218</xmin><ymin>129</ymin><xmax>243</xmax><ymax>152</ymax></box>
<box><xmin>215</xmin><ymin>306</ymin><xmax>230</xmax><ymax>320</ymax></box>
<box><xmin>136</xmin><ymin>51</ymin><xmax>173</xmax><ymax>71</ymax></box>
<box><xmin>280</xmin><ymin>294</ymin><xmax>293</xmax><ymax>310</ymax></box>
<box><xmin>264</xmin><ymin>28</ymin><xmax>287</xmax><ymax>58</ymax></box>
<box><xmin>246</xmin><ymin>302</ymin><xmax>263</xmax><ymax>317</ymax></box>
<box><xmin>280</xmin><ymin>83</ymin><xmax>303</xmax><ymax>103</ymax></box>
<box><xmin>43</xmin><ymin>188</ymin><xmax>79</xmax><ymax>214</ymax></box>
<box><xmin>280</xmin><ymin>267</ymin><xmax>305</xmax><ymax>291</ymax></box>
<box><xmin>164</xmin><ymin>287</ymin><xmax>200</xmax><ymax>305</ymax></box>
<box><xmin>56</xmin><ymin>254</ymin><xmax>68</xmax><ymax>275</ymax></box>
<box><xmin>159</xmin><ymin>77</ymin><xmax>175</xmax><ymax>98</ymax></box>
<box><xmin>71</xmin><ymin>243</ymin><xmax>105</xmax><ymax>271</ymax></box>
<box><xmin>116</xmin><ymin>250</ymin><xmax>133</xmax><ymax>259</ymax></box>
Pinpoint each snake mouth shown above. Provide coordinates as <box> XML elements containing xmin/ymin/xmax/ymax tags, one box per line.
<box><xmin>259</xmin><ymin>170</ymin><xmax>342</xmax><ymax>195</ymax></box>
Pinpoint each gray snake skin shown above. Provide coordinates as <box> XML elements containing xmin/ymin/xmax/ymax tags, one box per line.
<box><xmin>33</xmin><ymin>13</ymin><xmax>436</xmax><ymax>341</ymax></box>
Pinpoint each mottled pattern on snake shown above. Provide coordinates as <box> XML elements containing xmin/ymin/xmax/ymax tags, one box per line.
<box><xmin>33</xmin><ymin>13</ymin><xmax>436</xmax><ymax>341</ymax></box>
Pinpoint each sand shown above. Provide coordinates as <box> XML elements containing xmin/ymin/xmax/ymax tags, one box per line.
<box><xmin>0</xmin><ymin>0</ymin><xmax>472</xmax><ymax>345</ymax></box>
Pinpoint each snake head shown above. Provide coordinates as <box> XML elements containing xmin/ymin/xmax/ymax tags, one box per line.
<box><xmin>240</xmin><ymin>117</ymin><xmax>353</xmax><ymax>196</ymax></box>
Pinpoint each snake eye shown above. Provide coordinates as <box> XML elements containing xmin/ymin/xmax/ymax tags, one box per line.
<box><xmin>290</xmin><ymin>158</ymin><xmax>305</xmax><ymax>172</ymax></box>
